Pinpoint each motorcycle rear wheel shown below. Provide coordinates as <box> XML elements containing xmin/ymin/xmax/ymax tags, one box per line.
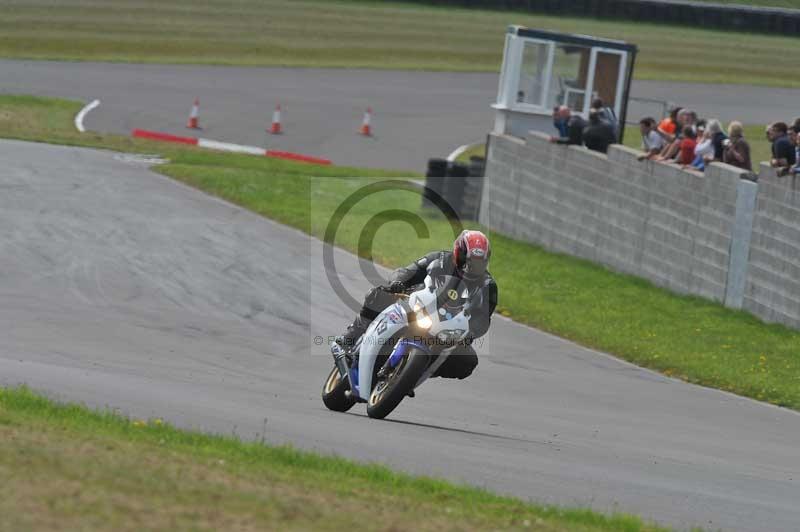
<box><xmin>322</xmin><ymin>365</ymin><xmax>357</xmax><ymax>412</ymax></box>
<box><xmin>366</xmin><ymin>348</ymin><xmax>429</xmax><ymax>419</ymax></box>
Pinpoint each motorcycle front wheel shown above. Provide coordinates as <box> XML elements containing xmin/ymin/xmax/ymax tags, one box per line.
<box><xmin>366</xmin><ymin>348</ymin><xmax>429</xmax><ymax>419</ymax></box>
<box><xmin>322</xmin><ymin>365</ymin><xmax>357</xmax><ymax>412</ymax></box>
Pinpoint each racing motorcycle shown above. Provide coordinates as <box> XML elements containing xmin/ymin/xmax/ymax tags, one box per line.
<box><xmin>322</xmin><ymin>273</ymin><xmax>472</xmax><ymax>419</ymax></box>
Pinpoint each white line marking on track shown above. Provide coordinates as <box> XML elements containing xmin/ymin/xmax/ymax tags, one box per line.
<box><xmin>74</xmin><ymin>99</ymin><xmax>100</xmax><ymax>133</ymax></box>
<box><xmin>197</xmin><ymin>138</ymin><xmax>266</xmax><ymax>156</ymax></box>
<box><xmin>446</xmin><ymin>141</ymin><xmax>482</xmax><ymax>162</ymax></box>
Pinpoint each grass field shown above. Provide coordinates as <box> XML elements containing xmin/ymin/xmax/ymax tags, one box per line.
<box><xmin>0</xmin><ymin>0</ymin><xmax>798</xmax><ymax>88</ymax></box>
<box><xmin>2</xmin><ymin>94</ymin><xmax>799</xmax><ymax>413</ymax></box>
<box><xmin>0</xmin><ymin>387</ymin><xmax>674</xmax><ymax>532</ymax></box>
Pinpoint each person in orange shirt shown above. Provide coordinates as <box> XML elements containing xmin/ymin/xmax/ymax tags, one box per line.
<box><xmin>657</xmin><ymin>106</ymin><xmax>681</xmax><ymax>139</ymax></box>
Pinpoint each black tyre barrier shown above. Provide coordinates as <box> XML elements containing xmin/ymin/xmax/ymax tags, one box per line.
<box><xmin>422</xmin><ymin>158</ymin><xmax>449</xmax><ymax>211</ymax></box>
<box><xmin>468</xmin><ymin>156</ymin><xmax>485</xmax><ymax>178</ymax></box>
<box><xmin>443</xmin><ymin>162</ymin><xmax>470</xmax><ymax>220</ymax></box>
<box><xmin>463</xmin><ymin>157</ymin><xmax>486</xmax><ymax>222</ymax></box>
<box><xmin>422</xmin><ymin>158</ymin><xmax>485</xmax><ymax>222</ymax></box>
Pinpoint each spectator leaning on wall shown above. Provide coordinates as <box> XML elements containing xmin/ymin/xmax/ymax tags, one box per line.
<box><xmin>552</xmin><ymin>106</ymin><xmax>569</xmax><ymax>138</ymax></box>
<box><xmin>778</xmin><ymin>121</ymin><xmax>800</xmax><ymax>177</ymax></box>
<box><xmin>789</xmin><ymin>119</ymin><xmax>800</xmax><ymax>146</ymax></box>
<box><xmin>582</xmin><ymin>110</ymin><xmax>616</xmax><ymax>154</ymax></box>
<box><xmin>770</xmin><ymin>122</ymin><xmax>796</xmax><ymax>172</ymax></box>
<box><xmin>790</xmin><ymin>128</ymin><xmax>800</xmax><ymax>176</ymax></box>
<box><xmin>549</xmin><ymin>106</ymin><xmax>586</xmax><ymax>146</ymax></box>
<box><xmin>657</xmin><ymin>106</ymin><xmax>681</xmax><ymax>140</ymax></box>
<box><xmin>723</xmin><ymin>121</ymin><xmax>752</xmax><ymax>172</ymax></box>
<box><xmin>592</xmin><ymin>97</ymin><xmax>619</xmax><ymax>138</ymax></box>
<box><xmin>708</xmin><ymin>119</ymin><xmax>728</xmax><ymax>162</ymax></box>
<box><xmin>678</xmin><ymin>125</ymin><xmax>697</xmax><ymax>166</ymax></box>
<box><xmin>657</xmin><ymin>109</ymin><xmax>698</xmax><ymax>162</ymax></box>
<box><xmin>689</xmin><ymin>118</ymin><xmax>727</xmax><ymax>171</ymax></box>
<box><xmin>637</xmin><ymin>117</ymin><xmax>664</xmax><ymax>160</ymax></box>
<box><xmin>765</xmin><ymin>124</ymin><xmax>775</xmax><ymax>145</ymax></box>
<box><xmin>691</xmin><ymin>123</ymin><xmax>715</xmax><ymax>170</ymax></box>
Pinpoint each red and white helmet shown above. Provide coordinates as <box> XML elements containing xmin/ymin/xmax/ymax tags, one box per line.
<box><xmin>452</xmin><ymin>230</ymin><xmax>491</xmax><ymax>281</ymax></box>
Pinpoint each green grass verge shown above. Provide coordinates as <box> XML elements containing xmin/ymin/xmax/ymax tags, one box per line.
<box><xmin>0</xmin><ymin>0</ymin><xmax>799</xmax><ymax>88</ymax></box>
<box><xmin>0</xmin><ymin>386</ymin><xmax>674</xmax><ymax>532</ymax></box>
<box><xmin>2</xmin><ymin>94</ymin><xmax>800</xmax><ymax>413</ymax></box>
<box><xmin>455</xmin><ymin>143</ymin><xmax>488</xmax><ymax>164</ymax></box>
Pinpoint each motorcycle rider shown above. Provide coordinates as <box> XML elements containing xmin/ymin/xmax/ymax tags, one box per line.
<box><xmin>335</xmin><ymin>230</ymin><xmax>498</xmax><ymax>379</ymax></box>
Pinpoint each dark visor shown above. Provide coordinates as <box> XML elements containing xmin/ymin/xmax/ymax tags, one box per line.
<box><xmin>463</xmin><ymin>255</ymin><xmax>487</xmax><ymax>278</ymax></box>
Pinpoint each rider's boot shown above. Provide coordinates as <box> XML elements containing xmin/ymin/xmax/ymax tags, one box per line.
<box><xmin>334</xmin><ymin>319</ymin><xmax>367</xmax><ymax>355</ymax></box>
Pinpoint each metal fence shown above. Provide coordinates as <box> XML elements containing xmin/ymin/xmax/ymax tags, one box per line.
<box><xmin>625</xmin><ymin>97</ymin><xmax>674</xmax><ymax>125</ymax></box>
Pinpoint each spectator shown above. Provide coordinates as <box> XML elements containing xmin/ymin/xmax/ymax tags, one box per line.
<box><xmin>770</xmin><ymin>122</ymin><xmax>796</xmax><ymax>170</ymax></box>
<box><xmin>707</xmin><ymin>119</ymin><xmax>728</xmax><ymax>161</ymax></box>
<box><xmin>552</xmin><ymin>106</ymin><xmax>569</xmax><ymax>138</ymax></box>
<box><xmin>723</xmin><ymin>121</ymin><xmax>752</xmax><ymax>172</ymax></box>
<box><xmin>789</xmin><ymin>130</ymin><xmax>800</xmax><ymax>176</ymax></box>
<box><xmin>637</xmin><ymin>117</ymin><xmax>664</xmax><ymax>160</ymax></box>
<box><xmin>582</xmin><ymin>111</ymin><xmax>616</xmax><ymax>154</ymax></box>
<box><xmin>678</xmin><ymin>125</ymin><xmax>697</xmax><ymax>166</ymax></box>
<box><xmin>790</xmin><ymin>120</ymin><xmax>800</xmax><ymax>174</ymax></box>
<box><xmin>683</xmin><ymin>109</ymin><xmax>699</xmax><ymax>133</ymax></box>
<box><xmin>695</xmin><ymin>120</ymin><xmax>706</xmax><ymax>140</ymax></box>
<box><xmin>549</xmin><ymin>106</ymin><xmax>586</xmax><ymax>146</ymax></box>
<box><xmin>657</xmin><ymin>106</ymin><xmax>681</xmax><ymax>140</ymax></box>
<box><xmin>591</xmin><ymin>97</ymin><xmax>619</xmax><ymax>138</ymax></box>
<box><xmin>657</xmin><ymin>109</ymin><xmax>698</xmax><ymax>161</ymax></box>
<box><xmin>779</xmin><ymin>122</ymin><xmax>800</xmax><ymax>177</ymax></box>
<box><xmin>691</xmin><ymin>126</ymin><xmax>714</xmax><ymax>170</ymax></box>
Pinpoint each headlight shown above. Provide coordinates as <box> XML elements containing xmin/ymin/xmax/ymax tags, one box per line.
<box><xmin>413</xmin><ymin>303</ymin><xmax>433</xmax><ymax>330</ymax></box>
<box><xmin>417</xmin><ymin>312</ymin><xmax>433</xmax><ymax>330</ymax></box>
<box><xmin>436</xmin><ymin>330</ymin><xmax>463</xmax><ymax>342</ymax></box>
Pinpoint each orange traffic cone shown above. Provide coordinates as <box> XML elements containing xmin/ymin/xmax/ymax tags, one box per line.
<box><xmin>186</xmin><ymin>98</ymin><xmax>200</xmax><ymax>129</ymax></box>
<box><xmin>359</xmin><ymin>107</ymin><xmax>372</xmax><ymax>136</ymax></box>
<box><xmin>269</xmin><ymin>104</ymin><xmax>282</xmax><ymax>135</ymax></box>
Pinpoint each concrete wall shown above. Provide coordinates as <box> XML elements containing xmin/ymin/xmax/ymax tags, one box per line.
<box><xmin>481</xmin><ymin>132</ymin><xmax>800</xmax><ymax>330</ymax></box>
<box><xmin>743</xmin><ymin>165</ymin><xmax>800</xmax><ymax>329</ymax></box>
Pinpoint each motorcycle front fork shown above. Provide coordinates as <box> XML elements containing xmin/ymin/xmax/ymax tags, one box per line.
<box><xmin>331</xmin><ymin>344</ymin><xmax>352</xmax><ymax>379</ymax></box>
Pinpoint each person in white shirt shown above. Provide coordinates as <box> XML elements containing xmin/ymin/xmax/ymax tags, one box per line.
<box><xmin>690</xmin><ymin>125</ymin><xmax>711</xmax><ymax>169</ymax></box>
<box><xmin>637</xmin><ymin>117</ymin><xmax>664</xmax><ymax>160</ymax></box>
<box><xmin>689</xmin><ymin>119</ymin><xmax>727</xmax><ymax>171</ymax></box>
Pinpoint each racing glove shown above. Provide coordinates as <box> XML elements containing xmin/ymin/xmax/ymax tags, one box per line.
<box><xmin>387</xmin><ymin>280</ymin><xmax>406</xmax><ymax>293</ymax></box>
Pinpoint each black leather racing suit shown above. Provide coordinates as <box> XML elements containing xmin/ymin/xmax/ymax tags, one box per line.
<box><xmin>342</xmin><ymin>250</ymin><xmax>498</xmax><ymax>379</ymax></box>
